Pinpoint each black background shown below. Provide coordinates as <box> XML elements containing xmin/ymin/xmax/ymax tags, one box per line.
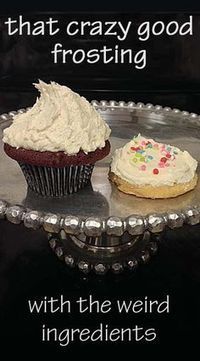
<box><xmin>1</xmin><ymin>12</ymin><xmax>200</xmax><ymax>113</ymax></box>
<box><xmin>1</xmin><ymin>0</ymin><xmax>200</xmax><ymax>12</ymax></box>
<box><xmin>0</xmin><ymin>6</ymin><xmax>200</xmax><ymax>355</ymax></box>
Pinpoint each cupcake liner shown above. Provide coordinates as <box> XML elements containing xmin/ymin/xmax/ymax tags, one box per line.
<box><xmin>18</xmin><ymin>163</ymin><xmax>94</xmax><ymax>197</ymax></box>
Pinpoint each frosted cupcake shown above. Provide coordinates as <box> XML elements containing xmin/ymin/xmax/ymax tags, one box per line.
<box><xmin>109</xmin><ymin>134</ymin><xmax>198</xmax><ymax>199</ymax></box>
<box><xmin>3</xmin><ymin>80</ymin><xmax>111</xmax><ymax>197</ymax></box>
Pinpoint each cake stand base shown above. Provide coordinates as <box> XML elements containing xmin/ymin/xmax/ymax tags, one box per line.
<box><xmin>48</xmin><ymin>231</ymin><xmax>160</xmax><ymax>275</ymax></box>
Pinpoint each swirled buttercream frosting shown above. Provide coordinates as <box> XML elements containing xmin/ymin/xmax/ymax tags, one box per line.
<box><xmin>3</xmin><ymin>80</ymin><xmax>111</xmax><ymax>155</ymax></box>
<box><xmin>111</xmin><ymin>135</ymin><xmax>197</xmax><ymax>186</ymax></box>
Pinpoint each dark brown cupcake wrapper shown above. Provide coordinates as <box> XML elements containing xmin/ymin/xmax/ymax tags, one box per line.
<box><xmin>18</xmin><ymin>163</ymin><xmax>94</xmax><ymax>197</ymax></box>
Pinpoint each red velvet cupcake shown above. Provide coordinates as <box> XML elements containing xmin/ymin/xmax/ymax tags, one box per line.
<box><xmin>3</xmin><ymin>81</ymin><xmax>111</xmax><ymax>197</ymax></box>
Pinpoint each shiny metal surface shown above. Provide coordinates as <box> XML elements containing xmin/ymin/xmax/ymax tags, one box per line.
<box><xmin>0</xmin><ymin>101</ymin><xmax>200</xmax><ymax>236</ymax></box>
<box><xmin>48</xmin><ymin>230</ymin><xmax>158</xmax><ymax>275</ymax></box>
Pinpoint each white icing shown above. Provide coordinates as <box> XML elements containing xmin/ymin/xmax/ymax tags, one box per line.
<box><xmin>3</xmin><ymin>80</ymin><xmax>111</xmax><ymax>154</ymax></box>
<box><xmin>111</xmin><ymin>135</ymin><xmax>197</xmax><ymax>186</ymax></box>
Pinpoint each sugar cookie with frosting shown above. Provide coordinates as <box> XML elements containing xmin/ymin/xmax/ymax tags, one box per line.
<box><xmin>109</xmin><ymin>134</ymin><xmax>198</xmax><ymax>199</ymax></box>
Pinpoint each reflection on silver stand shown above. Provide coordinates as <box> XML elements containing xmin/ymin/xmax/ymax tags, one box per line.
<box><xmin>48</xmin><ymin>230</ymin><xmax>160</xmax><ymax>275</ymax></box>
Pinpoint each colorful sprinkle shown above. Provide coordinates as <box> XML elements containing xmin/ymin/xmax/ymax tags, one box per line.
<box><xmin>140</xmin><ymin>165</ymin><xmax>146</xmax><ymax>171</ymax></box>
<box><xmin>129</xmin><ymin>137</ymin><xmax>179</xmax><ymax>174</ymax></box>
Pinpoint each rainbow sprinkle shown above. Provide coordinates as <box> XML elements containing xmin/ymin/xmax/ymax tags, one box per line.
<box><xmin>129</xmin><ymin>136</ymin><xmax>178</xmax><ymax>175</ymax></box>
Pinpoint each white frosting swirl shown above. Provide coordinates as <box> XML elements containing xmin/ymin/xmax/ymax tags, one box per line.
<box><xmin>3</xmin><ymin>80</ymin><xmax>111</xmax><ymax>154</ymax></box>
<box><xmin>111</xmin><ymin>135</ymin><xmax>197</xmax><ymax>186</ymax></box>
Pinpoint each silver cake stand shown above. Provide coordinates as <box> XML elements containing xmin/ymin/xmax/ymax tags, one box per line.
<box><xmin>0</xmin><ymin>101</ymin><xmax>200</xmax><ymax>275</ymax></box>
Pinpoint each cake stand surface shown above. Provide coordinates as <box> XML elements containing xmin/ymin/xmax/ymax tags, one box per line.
<box><xmin>0</xmin><ymin>101</ymin><xmax>200</xmax><ymax>274</ymax></box>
